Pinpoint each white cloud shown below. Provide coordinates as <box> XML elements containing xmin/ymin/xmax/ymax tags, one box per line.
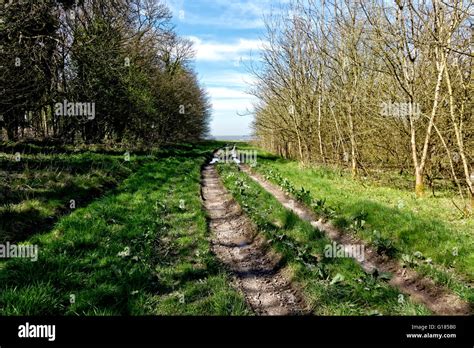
<box><xmin>207</xmin><ymin>87</ymin><xmax>249</xmax><ymax>99</ymax></box>
<box><xmin>165</xmin><ymin>0</ymin><xmax>290</xmax><ymax>29</ymax></box>
<box><xmin>207</xmin><ymin>86</ymin><xmax>257</xmax><ymax>116</ymax></box>
<box><xmin>187</xmin><ymin>36</ymin><xmax>264</xmax><ymax>62</ymax></box>
<box><xmin>164</xmin><ymin>0</ymin><xmax>264</xmax><ymax>28</ymax></box>
<box><xmin>161</xmin><ymin>0</ymin><xmax>277</xmax><ymax>135</ymax></box>
<box><xmin>213</xmin><ymin>99</ymin><xmax>253</xmax><ymax>112</ymax></box>
<box><xmin>203</xmin><ymin>71</ymin><xmax>257</xmax><ymax>88</ymax></box>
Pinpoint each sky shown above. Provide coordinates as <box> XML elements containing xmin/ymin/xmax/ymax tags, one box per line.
<box><xmin>163</xmin><ymin>0</ymin><xmax>277</xmax><ymax>136</ymax></box>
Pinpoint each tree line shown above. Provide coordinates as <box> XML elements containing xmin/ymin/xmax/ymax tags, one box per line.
<box><xmin>0</xmin><ymin>0</ymin><xmax>210</xmax><ymax>145</ymax></box>
<box><xmin>250</xmin><ymin>0</ymin><xmax>473</xmax><ymax>208</ymax></box>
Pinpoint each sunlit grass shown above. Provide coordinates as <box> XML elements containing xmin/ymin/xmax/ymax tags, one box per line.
<box><xmin>218</xmin><ymin>163</ymin><xmax>431</xmax><ymax>315</ymax></box>
<box><xmin>244</xmin><ymin>146</ymin><xmax>473</xmax><ymax>304</ymax></box>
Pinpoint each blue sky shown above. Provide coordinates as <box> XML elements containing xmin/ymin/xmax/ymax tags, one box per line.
<box><xmin>163</xmin><ymin>0</ymin><xmax>277</xmax><ymax>136</ymax></box>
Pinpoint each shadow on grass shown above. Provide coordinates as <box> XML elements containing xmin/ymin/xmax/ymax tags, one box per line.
<box><xmin>0</xmin><ymin>155</ymin><xmax>131</xmax><ymax>174</ymax></box>
<box><xmin>0</xmin><ymin>149</ymin><xmax>228</xmax><ymax>315</ymax></box>
<box><xmin>257</xmin><ymin>153</ymin><xmax>284</xmax><ymax>162</ymax></box>
<box><xmin>0</xmin><ymin>139</ymin><xmax>220</xmax><ymax>156</ymax></box>
<box><xmin>0</xmin><ymin>179</ymin><xmax>119</xmax><ymax>243</ymax></box>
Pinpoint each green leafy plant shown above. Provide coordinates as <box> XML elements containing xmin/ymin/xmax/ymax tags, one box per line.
<box><xmin>401</xmin><ymin>253</ymin><xmax>417</xmax><ymax>267</ymax></box>
<box><xmin>350</xmin><ymin>210</ymin><xmax>368</xmax><ymax>231</ymax></box>
<box><xmin>371</xmin><ymin>230</ymin><xmax>396</xmax><ymax>256</ymax></box>
<box><xmin>330</xmin><ymin>273</ymin><xmax>345</xmax><ymax>285</ymax></box>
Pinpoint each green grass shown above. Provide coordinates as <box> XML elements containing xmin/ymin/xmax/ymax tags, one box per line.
<box><xmin>0</xmin><ymin>147</ymin><xmax>149</xmax><ymax>243</ymax></box>
<box><xmin>0</xmin><ymin>143</ymin><xmax>250</xmax><ymax>315</ymax></box>
<box><xmin>217</xmin><ymin>163</ymin><xmax>431</xmax><ymax>315</ymax></box>
<box><xmin>244</xmin><ymin>146</ymin><xmax>473</xmax><ymax>304</ymax></box>
<box><xmin>2</xmin><ymin>140</ymin><xmax>470</xmax><ymax>315</ymax></box>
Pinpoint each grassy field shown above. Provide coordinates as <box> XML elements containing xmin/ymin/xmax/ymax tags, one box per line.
<box><xmin>1</xmin><ymin>140</ymin><xmax>471</xmax><ymax>315</ymax></box>
<box><xmin>217</xmin><ymin>163</ymin><xmax>430</xmax><ymax>315</ymax></box>
<box><xmin>0</xmin><ymin>142</ymin><xmax>249</xmax><ymax>315</ymax></box>
<box><xmin>242</xmin><ymin>146</ymin><xmax>473</xmax><ymax>304</ymax></box>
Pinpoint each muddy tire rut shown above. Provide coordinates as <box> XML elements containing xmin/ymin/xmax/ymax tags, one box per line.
<box><xmin>201</xmin><ymin>164</ymin><xmax>307</xmax><ymax>315</ymax></box>
<box><xmin>241</xmin><ymin>166</ymin><xmax>471</xmax><ymax>316</ymax></box>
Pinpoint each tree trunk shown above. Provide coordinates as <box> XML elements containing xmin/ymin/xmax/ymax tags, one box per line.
<box><xmin>415</xmin><ymin>167</ymin><xmax>424</xmax><ymax>197</ymax></box>
<box><xmin>348</xmin><ymin>105</ymin><xmax>357</xmax><ymax>177</ymax></box>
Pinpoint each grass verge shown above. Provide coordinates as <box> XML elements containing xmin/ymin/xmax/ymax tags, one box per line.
<box><xmin>242</xmin><ymin>146</ymin><xmax>473</xmax><ymax>304</ymax></box>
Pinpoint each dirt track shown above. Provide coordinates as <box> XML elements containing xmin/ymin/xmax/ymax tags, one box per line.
<box><xmin>201</xmin><ymin>164</ymin><xmax>307</xmax><ymax>315</ymax></box>
<box><xmin>241</xmin><ymin>165</ymin><xmax>471</xmax><ymax>316</ymax></box>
